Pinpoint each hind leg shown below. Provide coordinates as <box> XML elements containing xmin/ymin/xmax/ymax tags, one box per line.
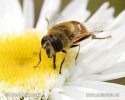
<box><xmin>91</xmin><ymin>34</ymin><xmax>111</xmax><ymax>39</ymax></box>
<box><xmin>70</xmin><ymin>44</ymin><xmax>80</xmax><ymax>65</ymax></box>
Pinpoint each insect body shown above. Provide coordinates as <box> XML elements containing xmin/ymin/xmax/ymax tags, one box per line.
<box><xmin>35</xmin><ymin>21</ymin><xmax>111</xmax><ymax>74</ymax></box>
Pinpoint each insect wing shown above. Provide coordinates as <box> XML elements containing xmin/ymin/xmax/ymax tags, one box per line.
<box><xmin>45</xmin><ymin>11</ymin><xmax>65</xmax><ymax>29</ymax></box>
<box><xmin>85</xmin><ymin>22</ymin><xmax>120</xmax><ymax>33</ymax></box>
<box><xmin>85</xmin><ymin>22</ymin><xmax>111</xmax><ymax>33</ymax></box>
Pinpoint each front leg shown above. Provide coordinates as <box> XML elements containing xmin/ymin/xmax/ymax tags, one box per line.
<box><xmin>70</xmin><ymin>44</ymin><xmax>80</xmax><ymax>65</ymax></box>
<box><xmin>59</xmin><ymin>50</ymin><xmax>67</xmax><ymax>74</ymax></box>
<box><xmin>53</xmin><ymin>55</ymin><xmax>56</xmax><ymax>69</ymax></box>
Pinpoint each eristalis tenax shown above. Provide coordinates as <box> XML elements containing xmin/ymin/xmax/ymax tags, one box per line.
<box><xmin>35</xmin><ymin>14</ymin><xmax>111</xmax><ymax>74</ymax></box>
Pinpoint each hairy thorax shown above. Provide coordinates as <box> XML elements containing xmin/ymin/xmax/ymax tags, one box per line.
<box><xmin>48</xmin><ymin>21</ymin><xmax>89</xmax><ymax>49</ymax></box>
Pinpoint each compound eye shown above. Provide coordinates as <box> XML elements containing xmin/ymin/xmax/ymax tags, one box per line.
<box><xmin>41</xmin><ymin>38</ymin><xmax>45</xmax><ymax>46</ymax></box>
<box><xmin>41</xmin><ymin>35</ymin><xmax>50</xmax><ymax>46</ymax></box>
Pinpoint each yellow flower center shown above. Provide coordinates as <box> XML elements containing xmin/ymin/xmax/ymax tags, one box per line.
<box><xmin>0</xmin><ymin>30</ymin><xmax>75</xmax><ymax>92</ymax></box>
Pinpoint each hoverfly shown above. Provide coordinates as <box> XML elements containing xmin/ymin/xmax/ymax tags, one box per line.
<box><xmin>34</xmin><ymin>15</ymin><xmax>111</xmax><ymax>74</ymax></box>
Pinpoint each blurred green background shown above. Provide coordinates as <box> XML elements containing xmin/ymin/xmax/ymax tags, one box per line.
<box><xmin>20</xmin><ymin>0</ymin><xmax>125</xmax><ymax>25</ymax></box>
<box><xmin>33</xmin><ymin>0</ymin><xmax>125</xmax><ymax>24</ymax></box>
<box><xmin>20</xmin><ymin>0</ymin><xmax>125</xmax><ymax>85</ymax></box>
<box><xmin>88</xmin><ymin>0</ymin><xmax>125</xmax><ymax>16</ymax></box>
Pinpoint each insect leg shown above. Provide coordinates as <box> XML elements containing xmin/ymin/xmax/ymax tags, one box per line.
<box><xmin>34</xmin><ymin>48</ymin><xmax>42</xmax><ymax>68</ymax></box>
<box><xmin>45</xmin><ymin>17</ymin><xmax>50</xmax><ymax>25</ymax></box>
<box><xmin>59</xmin><ymin>50</ymin><xmax>67</xmax><ymax>74</ymax></box>
<box><xmin>90</xmin><ymin>30</ymin><xmax>104</xmax><ymax>33</ymax></box>
<box><xmin>53</xmin><ymin>55</ymin><xmax>56</xmax><ymax>69</ymax></box>
<box><xmin>20</xmin><ymin>97</ymin><xmax>24</xmax><ymax>100</ymax></box>
<box><xmin>71</xmin><ymin>44</ymin><xmax>80</xmax><ymax>65</ymax></box>
<box><xmin>45</xmin><ymin>17</ymin><xmax>51</xmax><ymax>29</ymax></box>
<box><xmin>91</xmin><ymin>34</ymin><xmax>111</xmax><ymax>39</ymax></box>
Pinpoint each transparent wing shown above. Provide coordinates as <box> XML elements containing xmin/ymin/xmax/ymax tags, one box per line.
<box><xmin>85</xmin><ymin>22</ymin><xmax>110</xmax><ymax>32</ymax></box>
<box><xmin>45</xmin><ymin>11</ymin><xmax>65</xmax><ymax>29</ymax></box>
<box><xmin>85</xmin><ymin>22</ymin><xmax>120</xmax><ymax>33</ymax></box>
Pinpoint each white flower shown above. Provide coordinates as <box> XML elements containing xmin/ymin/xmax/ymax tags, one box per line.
<box><xmin>0</xmin><ymin>0</ymin><xmax>125</xmax><ymax>100</ymax></box>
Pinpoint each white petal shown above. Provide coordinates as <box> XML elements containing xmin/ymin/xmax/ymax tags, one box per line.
<box><xmin>0</xmin><ymin>94</ymin><xmax>7</xmax><ymax>100</ymax></box>
<box><xmin>107</xmin><ymin>10</ymin><xmax>125</xmax><ymax>30</ymax></box>
<box><xmin>48</xmin><ymin>91</ymin><xmax>73</xmax><ymax>100</ymax></box>
<box><xmin>65</xmin><ymin>80</ymin><xmax>125</xmax><ymax>99</ymax></box>
<box><xmin>72</xmin><ymin>47</ymin><xmax>120</xmax><ymax>77</ymax></box>
<box><xmin>84</xmin><ymin>61</ymin><xmax>125</xmax><ymax>81</ymax></box>
<box><xmin>84</xmin><ymin>73</ymin><xmax>125</xmax><ymax>81</ymax></box>
<box><xmin>63</xmin><ymin>86</ymin><xmax>122</xmax><ymax>100</ymax></box>
<box><xmin>36</xmin><ymin>0</ymin><xmax>61</xmax><ymax>33</ymax></box>
<box><xmin>0</xmin><ymin>0</ymin><xmax>25</xmax><ymax>34</ymax></box>
<box><xmin>80</xmin><ymin>2</ymin><xmax>116</xmax><ymax>50</ymax></box>
<box><xmin>102</xmin><ymin>61</ymin><xmax>125</xmax><ymax>75</ymax></box>
<box><xmin>49</xmin><ymin>87</ymin><xmax>111</xmax><ymax>100</ymax></box>
<box><xmin>62</xmin><ymin>86</ymin><xmax>102</xmax><ymax>100</ymax></box>
<box><xmin>61</xmin><ymin>0</ymin><xmax>90</xmax><ymax>22</ymax></box>
<box><xmin>107</xmin><ymin>10</ymin><xmax>125</xmax><ymax>48</ymax></box>
<box><xmin>118</xmin><ymin>53</ymin><xmax>125</xmax><ymax>62</ymax></box>
<box><xmin>23</xmin><ymin>0</ymin><xmax>34</xmax><ymax>28</ymax></box>
<box><xmin>71</xmin><ymin>9</ymin><xmax>125</xmax><ymax>79</ymax></box>
<box><xmin>87</xmin><ymin>2</ymin><xmax>114</xmax><ymax>23</ymax></box>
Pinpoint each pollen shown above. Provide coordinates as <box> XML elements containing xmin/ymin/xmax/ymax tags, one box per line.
<box><xmin>0</xmin><ymin>30</ymin><xmax>75</xmax><ymax>92</ymax></box>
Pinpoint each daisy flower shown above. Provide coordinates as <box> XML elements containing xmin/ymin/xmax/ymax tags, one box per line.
<box><xmin>0</xmin><ymin>0</ymin><xmax>125</xmax><ymax>100</ymax></box>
